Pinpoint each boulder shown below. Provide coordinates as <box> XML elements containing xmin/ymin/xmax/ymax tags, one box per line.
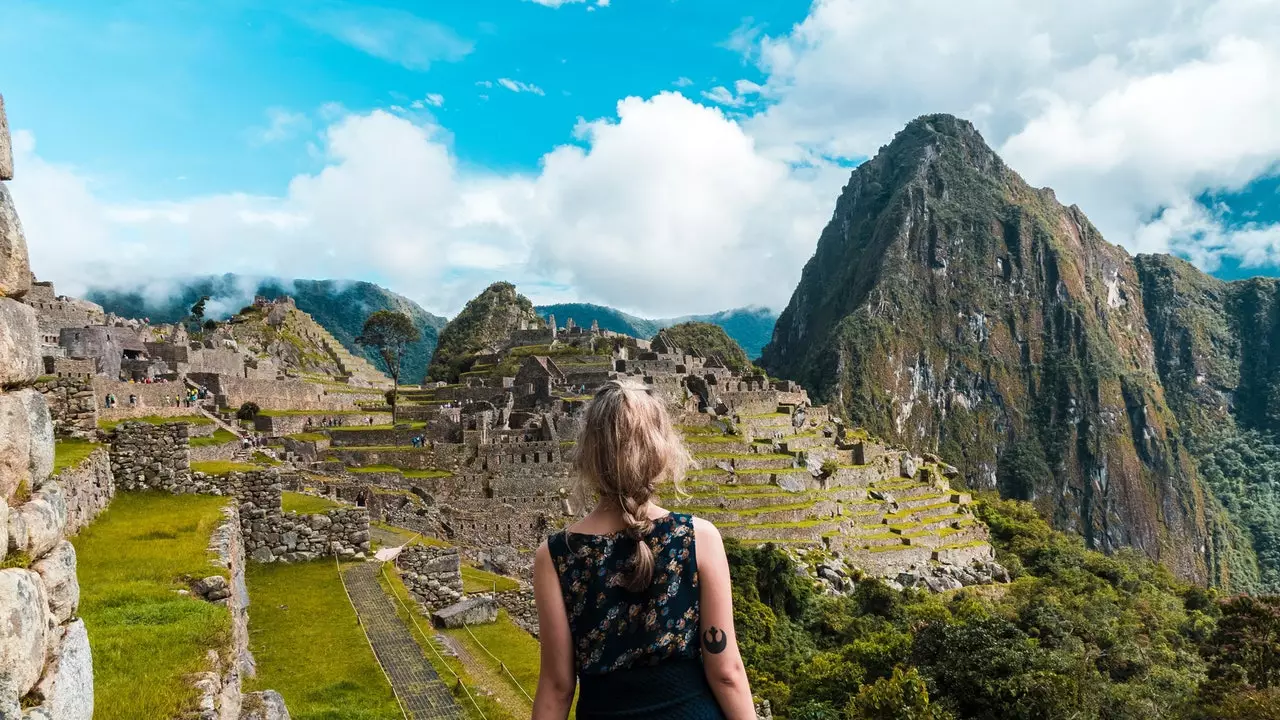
<box><xmin>16</xmin><ymin>389</ymin><xmax>54</xmax><ymax>485</ymax></box>
<box><xmin>479</xmin><ymin>546</ymin><xmax>517</xmax><ymax>575</ymax></box>
<box><xmin>250</xmin><ymin>547</ymin><xmax>275</xmax><ymax>563</ymax></box>
<box><xmin>432</xmin><ymin>596</ymin><xmax>498</xmax><ymax>629</ymax></box>
<box><xmin>0</xmin><ymin>184</ymin><xmax>30</xmax><ymax>298</ymax></box>
<box><xmin>775</xmin><ymin>473</ymin><xmax>806</xmax><ymax>493</ymax></box>
<box><xmin>16</xmin><ymin>485</ymin><xmax>68</xmax><ymax>559</ymax></box>
<box><xmin>31</xmin><ymin>541</ymin><xmax>78</xmax><ymax>624</ymax></box>
<box><xmin>0</xmin><ymin>392</ymin><xmax>33</xmax><ymax>503</ymax></box>
<box><xmin>0</xmin><ymin>298</ymin><xmax>40</xmax><ymax>385</ymax></box>
<box><xmin>898</xmin><ymin>454</ymin><xmax>918</xmax><ymax>480</ymax></box>
<box><xmin>242</xmin><ymin>690</ymin><xmax>291</xmax><ymax>720</ymax></box>
<box><xmin>0</xmin><ymin>569</ymin><xmax>50</xmax><ymax>699</ymax></box>
<box><xmin>25</xmin><ymin>620</ymin><xmax>93</xmax><ymax>720</ymax></box>
<box><xmin>0</xmin><ymin>94</ymin><xmax>10</xmax><ymax>182</ymax></box>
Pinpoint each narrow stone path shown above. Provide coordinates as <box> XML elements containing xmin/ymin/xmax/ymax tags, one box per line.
<box><xmin>342</xmin><ymin>562</ymin><xmax>464</xmax><ymax>720</ymax></box>
<box><xmin>440</xmin><ymin>632</ymin><xmax>534</xmax><ymax>718</ymax></box>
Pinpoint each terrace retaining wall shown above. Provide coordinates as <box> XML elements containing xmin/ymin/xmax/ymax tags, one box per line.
<box><xmin>58</xmin><ymin>446</ymin><xmax>114</xmax><ymax>534</ymax></box>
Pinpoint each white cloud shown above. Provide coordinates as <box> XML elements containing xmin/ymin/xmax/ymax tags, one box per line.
<box><xmin>743</xmin><ymin>0</ymin><xmax>1280</xmax><ymax>272</ymax></box>
<box><xmin>9</xmin><ymin>96</ymin><xmax>830</xmax><ymax>316</ymax></box>
<box><xmin>673</xmin><ymin>77</ymin><xmax>694</xmax><ymax>88</ymax></box>
<box><xmin>497</xmin><ymin>78</ymin><xmax>546</xmax><ymax>96</ymax></box>
<box><xmin>300</xmin><ymin>4</ymin><xmax>472</xmax><ymax>71</ymax></box>
<box><xmin>523</xmin><ymin>0</ymin><xmax>587</xmax><ymax>7</ymax></box>
<box><xmin>411</xmin><ymin>93</ymin><xmax>446</xmax><ymax>110</ymax></box>
<box><xmin>250</xmin><ymin>108</ymin><xmax>309</xmax><ymax>145</ymax></box>
<box><xmin>701</xmin><ymin>86</ymin><xmax>747</xmax><ymax>108</ymax></box>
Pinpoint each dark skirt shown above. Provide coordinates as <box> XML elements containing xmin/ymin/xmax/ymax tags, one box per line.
<box><xmin>577</xmin><ymin>659</ymin><xmax>726</xmax><ymax>720</ymax></box>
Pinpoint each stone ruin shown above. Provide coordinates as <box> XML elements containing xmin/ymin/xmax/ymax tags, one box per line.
<box><xmin>0</xmin><ymin>92</ymin><xmax>95</xmax><ymax>720</ymax></box>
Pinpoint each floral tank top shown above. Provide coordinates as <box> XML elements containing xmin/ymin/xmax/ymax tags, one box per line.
<box><xmin>547</xmin><ymin>512</ymin><xmax>702</xmax><ymax>676</ymax></box>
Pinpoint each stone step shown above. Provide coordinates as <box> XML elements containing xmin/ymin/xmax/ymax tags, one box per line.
<box><xmin>883</xmin><ymin>501</ymin><xmax>963</xmax><ymax>525</ymax></box>
<box><xmin>685</xmin><ymin>438</ymin><xmax>754</xmax><ymax>454</ymax></box>
<box><xmin>717</xmin><ymin>520</ymin><xmax>840</xmax><ymax>542</ymax></box>
<box><xmin>695</xmin><ymin>454</ymin><xmax>797</xmax><ymax>471</ymax></box>
<box><xmin>901</xmin><ymin>523</ymin><xmax>987</xmax><ymax>549</ymax></box>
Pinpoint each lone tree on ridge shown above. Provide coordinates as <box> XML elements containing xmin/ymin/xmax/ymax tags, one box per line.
<box><xmin>356</xmin><ymin>310</ymin><xmax>421</xmax><ymax>422</ymax></box>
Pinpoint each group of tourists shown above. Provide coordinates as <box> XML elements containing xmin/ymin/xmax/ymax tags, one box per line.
<box><xmin>409</xmin><ymin>435</ymin><xmax>427</xmax><ymax>448</ymax></box>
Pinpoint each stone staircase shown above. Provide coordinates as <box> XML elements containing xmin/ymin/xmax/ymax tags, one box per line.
<box><xmin>287</xmin><ymin>308</ymin><xmax>391</xmax><ymax>388</ymax></box>
<box><xmin>665</xmin><ymin>406</ymin><xmax>995</xmax><ymax>577</ymax></box>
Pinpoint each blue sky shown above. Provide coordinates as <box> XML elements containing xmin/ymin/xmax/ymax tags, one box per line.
<box><xmin>1</xmin><ymin>0</ymin><xmax>1278</xmax><ymax>317</ymax></box>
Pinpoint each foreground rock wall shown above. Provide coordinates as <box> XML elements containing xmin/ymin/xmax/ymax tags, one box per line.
<box><xmin>234</xmin><ymin>471</ymin><xmax>371</xmax><ymax>563</ymax></box>
<box><xmin>395</xmin><ymin>545</ymin><xmax>463</xmax><ymax>609</ymax></box>
<box><xmin>58</xmin><ymin>447</ymin><xmax>114</xmax><ymax>535</ymax></box>
<box><xmin>0</xmin><ymin>92</ymin><xmax>94</xmax><ymax>720</ymax></box>
<box><xmin>32</xmin><ymin>376</ymin><xmax>97</xmax><ymax>440</ymax></box>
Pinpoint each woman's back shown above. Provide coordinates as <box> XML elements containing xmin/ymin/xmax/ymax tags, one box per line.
<box><xmin>548</xmin><ymin>512</ymin><xmax>701</xmax><ymax>675</ymax></box>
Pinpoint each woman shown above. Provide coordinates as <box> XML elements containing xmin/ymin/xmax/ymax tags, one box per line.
<box><xmin>532</xmin><ymin>381</ymin><xmax>755</xmax><ymax>720</ymax></box>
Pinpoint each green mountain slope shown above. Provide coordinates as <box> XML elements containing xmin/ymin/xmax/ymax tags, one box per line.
<box><xmin>427</xmin><ymin>282</ymin><xmax>542</xmax><ymax>382</ymax></box>
<box><xmin>657</xmin><ymin>322</ymin><xmax>751</xmax><ymax>371</ymax></box>
<box><xmin>761</xmin><ymin>114</ymin><xmax>1215</xmax><ymax>584</ymax></box>
<box><xmin>87</xmin><ymin>274</ymin><xmax>447</xmax><ymax>383</ymax></box>
<box><xmin>535</xmin><ymin>303</ymin><xmax>778</xmax><ymax>358</ymax></box>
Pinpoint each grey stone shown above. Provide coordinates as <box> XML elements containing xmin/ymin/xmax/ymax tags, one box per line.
<box><xmin>0</xmin><ymin>184</ymin><xmax>30</xmax><ymax>298</ymax></box>
<box><xmin>250</xmin><ymin>547</ymin><xmax>274</xmax><ymax>563</ymax></box>
<box><xmin>27</xmin><ymin>620</ymin><xmax>93</xmax><ymax>720</ymax></box>
<box><xmin>282</xmin><ymin>531</ymin><xmax>298</xmax><ymax>550</ymax></box>
<box><xmin>15</xmin><ymin>484</ymin><xmax>67</xmax><ymax>559</ymax></box>
<box><xmin>0</xmin><ymin>95</ymin><xmax>10</xmax><ymax>182</ymax></box>
<box><xmin>16</xmin><ymin>389</ymin><xmax>54</xmax><ymax>485</ymax></box>
<box><xmin>775</xmin><ymin>473</ymin><xmax>806</xmax><ymax>493</ymax></box>
<box><xmin>194</xmin><ymin>575</ymin><xmax>228</xmax><ymax>597</ymax></box>
<box><xmin>0</xmin><ymin>568</ymin><xmax>50</xmax><ymax>698</ymax></box>
<box><xmin>0</xmin><ymin>497</ymin><xmax>7</xmax><ymax>563</ymax></box>
<box><xmin>939</xmin><ymin>463</ymin><xmax>960</xmax><ymax>478</ymax></box>
<box><xmin>432</xmin><ymin>595</ymin><xmax>498</xmax><ymax>629</ymax></box>
<box><xmin>31</xmin><ymin>540</ymin><xmax>78</xmax><ymax>624</ymax></box>
<box><xmin>308</xmin><ymin>514</ymin><xmax>332</xmax><ymax>530</ymax></box>
<box><xmin>0</xmin><ymin>392</ymin><xmax>34</xmax><ymax>503</ymax></box>
<box><xmin>0</xmin><ymin>299</ymin><xmax>39</xmax><ymax>385</ymax></box>
<box><xmin>242</xmin><ymin>690</ymin><xmax>291</xmax><ymax>720</ymax></box>
<box><xmin>898</xmin><ymin>454</ymin><xmax>918</xmax><ymax>480</ymax></box>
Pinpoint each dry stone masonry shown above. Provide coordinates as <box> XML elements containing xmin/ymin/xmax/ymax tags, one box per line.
<box><xmin>32</xmin><ymin>375</ymin><xmax>97</xmax><ymax>440</ymax></box>
<box><xmin>395</xmin><ymin>545</ymin><xmax>464</xmax><ymax>609</ymax></box>
<box><xmin>235</xmin><ymin>472</ymin><xmax>371</xmax><ymax>563</ymax></box>
<box><xmin>109</xmin><ymin>421</ymin><xmax>192</xmax><ymax>491</ymax></box>
<box><xmin>58</xmin><ymin>446</ymin><xmax>114</xmax><ymax>535</ymax></box>
<box><xmin>0</xmin><ymin>92</ymin><xmax>94</xmax><ymax>720</ymax></box>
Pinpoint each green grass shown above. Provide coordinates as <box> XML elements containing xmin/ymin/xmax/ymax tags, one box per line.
<box><xmin>53</xmin><ymin>439</ymin><xmax>102</xmax><ymax>473</ymax></box>
<box><xmin>73</xmin><ymin>492</ymin><xmax>231</xmax><ymax>720</ymax></box>
<box><xmin>370</xmin><ymin>522</ymin><xmax>451</xmax><ymax>548</ymax></box>
<box><xmin>348</xmin><ymin>464</ymin><xmax>404</xmax><ymax>473</ymax></box>
<box><xmin>403</xmin><ymin>469</ymin><xmax>453</xmax><ymax>479</ymax></box>
<box><xmin>444</xmin><ymin>610</ymin><xmax>544</xmax><ymax>709</ymax></box>
<box><xmin>190</xmin><ymin>460</ymin><xmax>262</xmax><ymax>475</ymax></box>
<box><xmin>677</xmin><ymin>424</ymin><xmax>724</xmax><ymax>436</ymax></box>
<box><xmin>461</xmin><ymin>565</ymin><xmax>521</xmax><ymax>593</ymax></box>
<box><xmin>281</xmin><ymin>492</ymin><xmax>344</xmax><ymax>515</ymax></box>
<box><xmin>251</xmin><ymin>451</ymin><xmax>282</xmax><ymax>466</ymax></box>
<box><xmin>245</xmin><ymin>562</ymin><xmax>402</xmax><ymax>720</ymax></box>
<box><xmin>693</xmin><ymin>452</ymin><xmax>794</xmax><ymax>460</ymax></box>
<box><xmin>287</xmin><ymin>432</ymin><xmax>328</xmax><ymax>442</ymax></box>
<box><xmin>377</xmin><ymin>568</ymin><xmax>522</xmax><ymax>720</ymax></box>
<box><xmin>189</xmin><ymin>428</ymin><xmax>238</xmax><ymax>448</ymax></box>
<box><xmin>740</xmin><ymin>412</ymin><xmax>790</xmax><ymax>420</ymax></box>
<box><xmin>257</xmin><ymin>409</ymin><xmax>378</xmax><ymax>417</ymax></box>
<box><xmin>98</xmin><ymin>415</ymin><xmax>212</xmax><ymax>431</ymax></box>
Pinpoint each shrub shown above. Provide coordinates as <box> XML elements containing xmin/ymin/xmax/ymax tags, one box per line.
<box><xmin>236</xmin><ymin>402</ymin><xmax>261</xmax><ymax>421</ymax></box>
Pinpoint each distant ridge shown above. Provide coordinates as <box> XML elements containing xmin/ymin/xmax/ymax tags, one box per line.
<box><xmin>535</xmin><ymin>303</ymin><xmax>778</xmax><ymax>359</ymax></box>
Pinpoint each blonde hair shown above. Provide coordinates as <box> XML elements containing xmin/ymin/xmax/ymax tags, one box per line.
<box><xmin>574</xmin><ymin>380</ymin><xmax>691</xmax><ymax>591</ymax></box>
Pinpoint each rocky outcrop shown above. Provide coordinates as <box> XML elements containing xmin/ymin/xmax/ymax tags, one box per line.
<box><xmin>0</xmin><ymin>92</ymin><xmax>94</xmax><ymax>720</ymax></box>
<box><xmin>761</xmin><ymin>114</ymin><xmax>1211</xmax><ymax>583</ymax></box>
<box><xmin>426</xmin><ymin>281</ymin><xmax>544</xmax><ymax>382</ymax></box>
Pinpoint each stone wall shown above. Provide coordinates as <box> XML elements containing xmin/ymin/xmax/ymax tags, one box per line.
<box><xmin>395</xmin><ymin>545</ymin><xmax>463</xmax><ymax>610</ymax></box>
<box><xmin>190</xmin><ymin>439</ymin><xmax>240</xmax><ymax>464</ymax></box>
<box><xmin>253</xmin><ymin>410</ymin><xmax>392</xmax><ymax>436</ymax></box>
<box><xmin>93</xmin><ymin>377</ymin><xmax>196</xmax><ymax>417</ymax></box>
<box><xmin>0</xmin><ymin>93</ymin><xmax>95</xmax><ymax>719</ymax></box>
<box><xmin>33</xmin><ymin>375</ymin><xmax>97</xmax><ymax>440</ymax></box>
<box><xmin>109</xmin><ymin>421</ymin><xmax>192</xmax><ymax>491</ymax></box>
<box><xmin>495</xmin><ymin>589</ymin><xmax>538</xmax><ymax>637</ymax></box>
<box><xmin>192</xmin><ymin>373</ymin><xmax>359</xmax><ymax>412</ymax></box>
<box><xmin>234</xmin><ymin>471</ymin><xmax>371</xmax><ymax>563</ymax></box>
<box><xmin>57</xmin><ymin>446</ymin><xmax>114</xmax><ymax>535</ymax></box>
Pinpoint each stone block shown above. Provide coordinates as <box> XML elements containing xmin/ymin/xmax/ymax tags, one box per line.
<box><xmin>16</xmin><ymin>389</ymin><xmax>54</xmax><ymax>485</ymax></box>
<box><xmin>0</xmin><ymin>392</ymin><xmax>33</xmax><ymax>503</ymax></box>
<box><xmin>0</xmin><ymin>298</ymin><xmax>40</xmax><ymax>384</ymax></box>
<box><xmin>242</xmin><ymin>689</ymin><xmax>291</xmax><ymax>720</ymax></box>
<box><xmin>0</xmin><ymin>95</ymin><xmax>10</xmax><ymax>182</ymax></box>
<box><xmin>0</xmin><ymin>496</ymin><xmax>7</xmax><ymax>563</ymax></box>
<box><xmin>16</xmin><ymin>484</ymin><xmax>68</xmax><ymax>559</ymax></box>
<box><xmin>31</xmin><ymin>540</ymin><xmax>79</xmax><ymax>624</ymax></box>
<box><xmin>899</xmin><ymin>454</ymin><xmax>917</xmax><ymax>480</ymax></box>
<box><xmin>0</xmin><ymin>568</ymin><xmax>51</xmax><ymax>699</ymax></box>
<box><xmin>25</xmin><ymin>619</ymin><xmax>93</xmax><ymax>720</ymax></box>
<box><xmin>0</xmin><ymin>184</ymin><xmax>31</xmax><ymax>298</ymax></box>
<box><xmin>432</xmin><ymin>596</ymin><xmax>498</xmax><ymax>629</ymax></box>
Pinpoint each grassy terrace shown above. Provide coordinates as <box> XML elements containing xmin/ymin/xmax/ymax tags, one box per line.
<box><xmin>442</xmin><ymin>610</ymin><xmax>548</xmax><ymax>716</ymax></box>
<box><xmin>369</xmin><ymin>521</ymin><xmax>451</xmax><ymax>549</ymax></box>
<box><xmin>286</xmin><ymin>432</ymin><xmax>327</xmax><ymax>442</ymax></box>
<box><xmin>98</xmin><ymin>415</ymin><xmax>212</xmax><ymax>431</ymax></box>
<box><xmin>461</xmin><ymin>565</ymin><xmax>521</xmax><ymax>593</ymax></box>
<box><xmin>256</xmin><ymin>409</ymin><xmax>379</xmax><ymax>417</ymax></box>
<box><xmin>190</xmin><ymin>460</ymin><xmax>263</xmax><ymax>475</ymax></box>
<box><xmin>329</xmin><ymin>422</ymin><xmax>428</xmax><ymax>431</ymax></box>
<box><xmin>693</xmin><ymin>452</ymin><xmax>794</xmax><ymax>460</ymax></box>
<box><xmin>189</xmin><ymin>428</ymin><xmax>238</xmax><ymax>448</ymax></box>
<box><xmin>378</xmin><ymin>569</ymin><xmax>533</xmax><ymax>720</ymax></box>
<box><xmin>53</xmin><ymin>439</ymin><xmax>101</xmax><ymax>473</ymax></box>
<box><xmin>349</xmin><ymin>465</ymin><xmax>453</xmax><ymax>479</ymax></box>
<box><xmin>74</xmin><ymin>492</ymin><xmax>231</xmax><ymax>720</ymax></box>
<box><xmin>246</xmin><ymin>562</ymin><xmax>401</xmax><ymax>719</ymax></box>
<box><xmin>281</xmin><ymin>491</ymin><xmax>344</xmax><ymax>515</ymax></box>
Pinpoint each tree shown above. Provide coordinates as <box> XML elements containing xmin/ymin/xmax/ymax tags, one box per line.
<box><xmin>236</xmin><ymin>402</ymin><xmax>260</xmax><ymax>421</ymax></box>
<box><xmin>357</xmin><ymin>310</ymin><xmax>421</xmax><ymax>422</ymax></box>
<box><xmin>190</xmin><ymin>295</ymin><xmax>210</xmax><ymax>323</ymax></box>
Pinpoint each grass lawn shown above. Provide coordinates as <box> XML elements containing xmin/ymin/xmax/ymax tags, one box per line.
<box><xmin>281</xmin><ymin>492</ymin><xmax>344</xmax><ymax>515</ymax></box>
<box><xmin>377</xmin><ymin>568</ymin><xmax>525</xmax><ymax>720</ymax></box>
<box><xmin>190</xmin><ymin>460</ymin><xmax>263</xmax><ymax>475</ymax></box>
<box><xmin>98</xmin><ymin>414</ymin><xmax>212</xmax><ymax>431</ymax></box>
<box><xmin>73</xmin><ymin>492</ymin><xmax>231</xmax><ymax>720</ymax></box>
<box><xmin>189</xmin><ymin>428</ymin><xmax>238</xmax><ymax>448</ymax></box>
<box><xmin>287</xmin><ymin>432</ymin><xmax>328</xmax><ymax>442</ymax></box>
<box><xmin>444</xmin><ymin>610</ymin><xmax>544</xmax><ymax>709</ymax></box>
<box><xmin>245</xmin><ymin>561</ymin><xmax>401</xmax><ymax>720</ymax></box>
<box><xmin>369</xmin><ymin>521</ymin><xmax>451</xmax><ymax>549</ymax></box>
<box><xmin>461</xmin><ymin>565</ymin><xmax>521</xmax><ymax>593</ymax></box>
<box><xmin>53</xmin><ymin>439</ymin><xmax>102</xmax><ymax>473</ymax></box>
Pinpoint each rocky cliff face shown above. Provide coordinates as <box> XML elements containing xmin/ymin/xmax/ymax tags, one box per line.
<box><xmin>427</xmin><ymin>282</ymin><xmax>543</xmax><ymax>382</ymax></box>
<box><xmin>761</xmin><ymin>114</ymin><xmax>1212</xmax><ymax>582</ymax></box>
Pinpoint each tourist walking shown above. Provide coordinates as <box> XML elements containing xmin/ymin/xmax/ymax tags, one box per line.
<box><xmin>532</xmin><ymin>381</ymin><xmax>752</xmax><ymax>720</ymax></box>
